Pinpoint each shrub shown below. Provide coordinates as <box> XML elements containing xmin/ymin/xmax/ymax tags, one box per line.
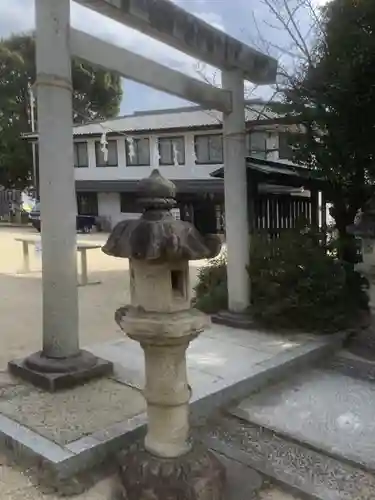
<box><xmin>194</xmin><ymin>226</ymin><xmax>369</xmax><ymax>333</ymax></box>
<box><xmin>193</xmin><ymin>251</ymin><xmax>227</xmax><ymax>314</ymax></box>
<box><xmin>249</xmin><ymin>227</ymin><xmax>369</xmax><ymax>332</ymax></box>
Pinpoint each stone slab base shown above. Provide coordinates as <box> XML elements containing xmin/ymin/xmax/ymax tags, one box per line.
<box><xmin>216</xmin><ymin>452</ymin><xmax>263</xmax><ymax>500</ymax></box>
<box><xmin>113</xmin><ymin>441</ymin><xmax>225</xmax><ymax>500</ymax></box>
<box><xmin>327</xmin><ymin>350</ymin><xmax>375</xmax><ymax>382</ymax></box>
<box><xmin>229</xmin><ymin>366</ymin><xmax>375</xmax><ymax>473</ymax></box>
<box><xmin>203</xmin><ymin>416</ymin><xmax>375</xmax><ymax>500</ymax></box>
<box><xmin>211</xmin><ymin>311</ymin><xmax>255</xmax><ymax>330</ymax></box>
<box><xmin>8</xmin><ymin>350</ymin><xmax>113</xmax><ymax>391</ymax></box>
<box><xmin>346</xmin><ymin>325</ymin><xmax>375</xmax><ymax>361</ymax></box>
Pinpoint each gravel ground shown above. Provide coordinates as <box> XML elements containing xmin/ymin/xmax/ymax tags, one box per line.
<box><xmin>0</xmin><ymin>450</ymin><xmax>302</xmax><ymax>500</ymax></box>
<box><xmin>259</xmin><ymin>491</ymin><xmax>302</xmax><ymax>500</ymax></box>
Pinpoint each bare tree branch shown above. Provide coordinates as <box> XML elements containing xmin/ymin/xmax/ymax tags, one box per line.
<box><xmin>191</xmin><ymin>0</ymin><xmax>326</xmax><ymax>134</ymax></box>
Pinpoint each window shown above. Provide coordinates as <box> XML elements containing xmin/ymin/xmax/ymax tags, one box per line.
<box><xmin>76</xmin><ymin>192</ymin><xmax>98</xmax><ymax>216</ymax></box>
<box><xmin>120</xmin><ymin>194</ymin><xmax>142</xmax><ymax>214</ymax></box>
<box><xmin>95</xmin><ymin>140</ymin><xmax>118</xmax><ymax>167</ymax></box>
<box><xmin>158</xmin><ymin>136</ymin><xmax>185</xmax><ymax>165</ymax></box>
<box><xmin>74</xmin><ymin>142</ymin><xmax>88</xmax><ymax>168</ymax></box>
<box><xmin>247</xmin><ymin>132</ymin><xmax>267</xmax><ymax>159</ymax></box>
<box><xmin>125</xmin><ymin>138</ymin><xmax>150</xmax><ymax>166</ymax></box>
<box><xmin>194</xmin><ymin>134</ymin><xmax>223</xmax><ymax>164</ymax></box>
<box><xmin>279</xmin><ymin>132</ymin><xmax>302</xmax><ymax>160</ymax></box>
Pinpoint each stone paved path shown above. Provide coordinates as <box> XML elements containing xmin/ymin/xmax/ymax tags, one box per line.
<box><xmin>87</xmin><ymin>325</ymin><xmax>311</xmax><ymax>405</ymax></box>
<box><xmin>231</xmin><ymin>367</ymin><xmax>375</xmax><ymax>472</ymax></box>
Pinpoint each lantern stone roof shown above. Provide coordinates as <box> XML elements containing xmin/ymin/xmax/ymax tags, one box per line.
<box><xmin>102</xmin><ymin>169</ymin><xmax>221</xmax><ymax>261</ymax></box>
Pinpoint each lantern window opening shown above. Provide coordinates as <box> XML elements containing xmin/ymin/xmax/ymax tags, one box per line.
<box><xmin>170</xmin><ymin>269</ymin><xmax>186</xmax><ymax>299</ymax></box>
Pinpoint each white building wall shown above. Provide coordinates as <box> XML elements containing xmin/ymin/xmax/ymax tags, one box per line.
<box><xmin>74</xmin><ymin>124</ymin><xmax>288</xmax><ymax>229</ymax></box>
<box><xmin>75</xmin><ymin>129</ymin><xmax>283</xmax><ymax>184</ymax></box>
<box><xmin>75</xmin><ymin>130</ymin><xmax>223</xmax><ymax>183</ymax></box>
<box><xmin>87</xmin><ymin>138</ymin><xmax>96</xmax><ymax>169</ymax></box>
<box><xmin>266</xmin><ymin>132</ymin><xmax>279</xmax><ymax>161</ymax></box>
<box><xmin>97</xmin><ymin>192</ymin><xmax>120</xmax><ymax>227</ymax></box>
<box><xmin>97</xmin><ymin>191</ymin><xmax>143</xmax><ymax>229</ymax></box>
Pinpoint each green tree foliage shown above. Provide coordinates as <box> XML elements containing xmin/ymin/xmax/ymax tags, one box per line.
<box><xmin>0</xmin><ymin>34</ymin><xmax>122</xmax><ymax>189</ymax></box>
<box><xmin>273</xmin><ymin>0</ymin><xmax>375</xmax><ymax>262</ymax></box>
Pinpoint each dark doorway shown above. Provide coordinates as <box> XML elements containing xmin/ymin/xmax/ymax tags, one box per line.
<box><xmin>76</xmin><ymin>192</ymin><xmax>98</xmax><ymax>216</ymax></box>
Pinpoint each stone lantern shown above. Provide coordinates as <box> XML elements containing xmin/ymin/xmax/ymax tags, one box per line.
<box><xmin>102</xmin><ymin>169</ymin><xmax>225</xmax><ymax>499</ymax></box>
<box><xmin>347</xmin><ymin>201</ymin><xmax>375</xmax><ymax>358</ymax></box>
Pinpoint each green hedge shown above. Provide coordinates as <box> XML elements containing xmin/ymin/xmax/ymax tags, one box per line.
<box><xmin>194</xmin><ymin>227</ymin><xmax>369</xmax><ymax>333</ymax></box>
<box><xmin>193</xmin><ymin>252</ymin><xmax>227</xmax><ymax>314</ymax></box>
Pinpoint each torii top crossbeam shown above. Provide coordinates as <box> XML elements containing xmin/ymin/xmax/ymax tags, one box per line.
<box><xmin>74</xmin><ymin>0</ymin><xmax>277</xmax><ymax>85</ymax></box>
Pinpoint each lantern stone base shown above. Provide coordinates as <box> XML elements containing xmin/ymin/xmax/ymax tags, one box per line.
<box><xmin>8</xmin><ymin>350</ymin><xmax>113</xmax><ymax>391</ymax></box>
<box><xmin>114</xmin><ymin>441</ymin><xmax>226</xmax><ymax>500</ymax></box>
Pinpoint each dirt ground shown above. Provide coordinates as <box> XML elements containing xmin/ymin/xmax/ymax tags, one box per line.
<box><xmin>0</xmin><ymin>225</ymin><xmax>301</xmax><ymax>499</ymax></box>
<box><xmin>0</xmin><ymin>227</ymin><xmax>124</xmax><ymax>370</ymax></box>
<box><xmin>0</xmin><ymin>226</ymin><xmax>204</xmax><ymax>370</ymax></box>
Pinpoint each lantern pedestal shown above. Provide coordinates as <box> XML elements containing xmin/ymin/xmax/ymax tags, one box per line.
<box><xmin>102</xmin><ymin>169</ymin><xmax>225</xmax><ymax>500</ymax></box>
<box><xmin>114</xmin><ymin>441</ymin><xmax>225</xmax><ymax>500</ymax></box>
<box><xmin>114</xmin><ymin>305</ymin><xmax>226</xmax><ymax>499</ymax></box>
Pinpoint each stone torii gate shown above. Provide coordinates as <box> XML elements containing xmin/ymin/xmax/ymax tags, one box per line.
<box><xmin>9</xmin><ymin>0</ymin><xmax>277</xmax><ymax>388</ymax></box>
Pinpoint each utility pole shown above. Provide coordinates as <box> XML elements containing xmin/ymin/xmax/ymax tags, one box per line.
<box><xmin>29</xmin><ymin>86</ymin><xmax>38</xmax><ymax>199</ymax></box>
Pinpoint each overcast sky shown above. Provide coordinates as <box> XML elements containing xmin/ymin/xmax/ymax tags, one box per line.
<box><xmin>2</xmin><ymin>0</ymin><xmax>328</xmax><ymax>115</ymax></box>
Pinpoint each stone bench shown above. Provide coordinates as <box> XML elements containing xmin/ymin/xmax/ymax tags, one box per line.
<box><xmin>15</xmin><ymin>236</ymin><xmax>102</xmax><ymax>286</ymax></box>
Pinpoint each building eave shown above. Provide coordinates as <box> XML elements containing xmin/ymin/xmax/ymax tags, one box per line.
<box><xmin>21</xmin><ymin>101</ymin><xmax>293</xmax><ymax>141</ymax></box>
<box><xmin>211</xmin><ymin>157</ymin><xmax>328</xmax><ymax>190</ymax></box>
<box><xmin>22</xmin><ymin>116</ymin><xmax>296</xmax><ymax>142</ymax></box>
<box><xmin>75</xmin><ymin>178</ymin><xmax>224</xmax><ymax>194</ymax></box>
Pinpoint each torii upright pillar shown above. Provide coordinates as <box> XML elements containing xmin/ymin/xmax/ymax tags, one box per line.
<box><xmin>222</xmin><ymin>70</ymin><xmax>250</xmax><ymax>313</ymax></box>
<box><xmin>212</xmin><ymin>70</ymin><xmax>254</xmax><ymax>328</ymax></box>
<box><xmin>8</xmin><ymin>0</ymin><xmax>112</xmax><ymax>391</ymax></box>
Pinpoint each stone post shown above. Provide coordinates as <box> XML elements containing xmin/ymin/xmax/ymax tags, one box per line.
<box><xmin>212</xmin><ymin>70</ymin><xmax>254</xmax><ymax>329</ymax></box>
<box><xmin>222</xmin><ymin>69</ymin><xmax>249</xmax><ymax>313</ymax></box>
<box><xmin>8</xmin><ymin>0</ymin><xmax>112</xmax><ymax>391</ymax></box>
<box><xmin>36</xmin><ymin>0</ymin><xmax>79</xmax><ymax>360</ymax></box>
<box><xmin>103</xmin><ymin>169</ymin><xmax>225</xmax><ymax>499</ymax></box>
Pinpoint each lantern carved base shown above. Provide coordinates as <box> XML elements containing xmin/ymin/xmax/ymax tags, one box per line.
<box><xmin>113</xmin><ymin>441</ymin><xmax>226</xmax><ymax>500</ymax></box>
